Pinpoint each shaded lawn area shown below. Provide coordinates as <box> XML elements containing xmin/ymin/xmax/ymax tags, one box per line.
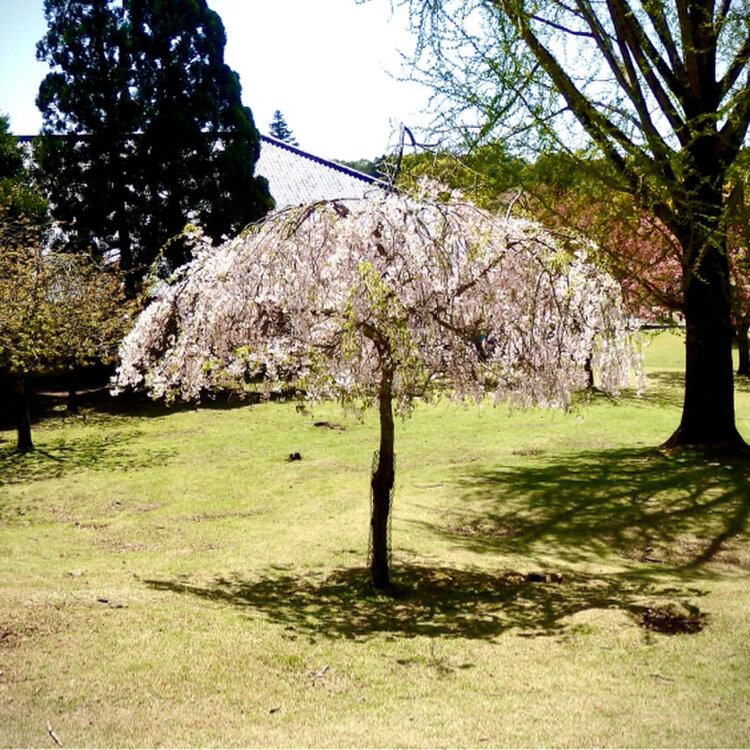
<box><xmin>446</xmin><ymin>447</ymin><xmax>750</xmax><ymax>569</ymax></box>
<box><xmin>1</xmin><ymin>332</ymin><xmax>750</xmax><ymax>747</ymax></box>
<box><xmin>146</xmin><ymin>562</ymin><xmax>710</xmax><ymax>642</ymax></box>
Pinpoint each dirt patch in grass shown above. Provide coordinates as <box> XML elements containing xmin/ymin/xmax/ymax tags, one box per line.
<box><xmin>446</xmin><ymin>516</ymin><xmax>526</xmax><ymax>540</ymax></box>
<box><xmin>0</xmin><ymin>606</ymin><xmax>69</xmax><ymax>651</ymax></box>
<box><xmin>630</xmin><ymin>602</ymin><xmax>708</xmax><ymax>634</ymax></box>
<box><xmin>617</xmin><ymin>532</ymin><xmax>750</xmax><ymax>570</ymax></box>
<box><xmin>94</xmin><ymin>536</ymin><xmax>154</xmax><ymax>553</ymax></box>
<box><xmin>182</xmin><ymin>509</ymin><xmax>261</xmax><ymax>523</ymax></box>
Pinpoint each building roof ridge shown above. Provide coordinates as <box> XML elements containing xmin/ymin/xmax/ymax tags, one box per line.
<box><xmin>260</xmin><ymin>134</ymin><xmax>380</xmax><ymax>186</ymax></box>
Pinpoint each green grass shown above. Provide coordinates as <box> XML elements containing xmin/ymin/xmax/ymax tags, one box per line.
<box><xmin>1</xmin><ymin>331</ymin><xmax>750</xmax><ymax>747</ymax></box>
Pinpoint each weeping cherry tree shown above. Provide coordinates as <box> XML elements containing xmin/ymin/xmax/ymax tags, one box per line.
<box><xmin>114</xmin><ymin>187</ymin><xmax>637</xmax><ymax>587</ymax></box>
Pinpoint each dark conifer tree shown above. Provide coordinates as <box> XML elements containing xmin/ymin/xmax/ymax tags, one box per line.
<box><xmin>36</xmin><ymin>0</ymin><xmax>273</xmax><ymax>289</ymax></box>
<box><xmin>35</xmin><ymin>0</ymin><xmax>135</xmax><ymax>269</ymax></box>
<box><xmin>269</xmin><ymin>110</ymin><xmax>299</xmax><ymax>146</ymax></box>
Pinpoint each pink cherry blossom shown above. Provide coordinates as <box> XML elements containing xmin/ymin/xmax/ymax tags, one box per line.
<box><xmin>114</xmin><ymin>187</ymin><xmax>639</xmax><ymax>585</ymax></box>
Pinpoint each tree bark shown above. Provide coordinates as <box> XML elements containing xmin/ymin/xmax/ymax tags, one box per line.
<box><xmin>370</xmin><ymin>366</ymin><xmax>395</xmax><ymax>589</ymax></box>
<box><xmin>11</xmin><ymin>375</ymin><xmax>33</xmax><ymax>453</ymax></box>
<box><xmin>661</xmin><ymin>128</ymin><xmax>748</xmax><ymax>452</ymax></box>
<box><xmin>584</xmin><ymin>355</ymin><xmax>595</xmax><ymax>389</ymax></box>
<box><xmin>665</xmin><ymin>232</ymin><xmax>745</xmax><ymax>450</ymax></box>
<box><xmin>736</xmin><ymin>322</ymin><xmax>750</xmax><ymax>377</ymax></box>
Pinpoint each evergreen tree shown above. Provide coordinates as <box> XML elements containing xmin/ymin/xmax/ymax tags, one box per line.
<box><xmin>269</xmin><ymin>110</ymin><xmax>298</xmax><ymax>146</ymax></box>
<box><xmin>36</xmin><ymin>0</ymin><xmax>273</xmax><ymax>289</ymax></box>
<box><xmin>35</xmin><ymin>0</ymin><xmax>135</xmax><ymax>268</ymax></box>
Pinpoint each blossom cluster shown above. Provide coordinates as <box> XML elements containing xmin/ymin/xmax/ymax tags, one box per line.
<box><xmin>114</xmin><ymin>190</ymin><xmax>639</xmax><ymax>411</ymax></box>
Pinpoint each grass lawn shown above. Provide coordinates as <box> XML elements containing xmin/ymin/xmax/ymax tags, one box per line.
<box><xmin>1</xmin><ymin>331</ymin><xmax>750</xmax><ymax>748</ymax></box>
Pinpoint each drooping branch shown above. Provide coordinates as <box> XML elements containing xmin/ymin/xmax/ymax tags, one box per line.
<box><xmin>115</xmin><ymin>189</ymin><xmax>639</xmax><ymax>581</ymax></box>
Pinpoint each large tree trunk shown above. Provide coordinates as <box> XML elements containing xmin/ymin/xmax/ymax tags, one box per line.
<box><xmin>663</xmin><ymin>138</ymin><xmax>747</xmax><ymax>452</ymax></box>
<box><xmin>736</xmin><ymin>322</ymin><xmax>750</xmax><ymax>377</ymax></box>
<box><xmin>665</xmin><ymin>230</ymin><xmax>745</xmax><ymax>450</ymax></box>
<box><xmin>11</xmin><ymin>375</ymin><xmax>33</xmax><ymax>453</ymax></box>
<box><xmin>370</xmin><ymin>367</ymin><xmax>395</xmax><ymax>589</ymax></box>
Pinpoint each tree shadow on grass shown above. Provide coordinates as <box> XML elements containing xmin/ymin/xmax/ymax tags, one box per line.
<box><xmin>580</xmin><ymin>370</ymin><xmax>683</xmax><ymax>411</ymax></box>
<box><xmin>145</xmin><ymin>563</ymin><xmax>708</xmax><ymax>641</ymax></box>
<box><xmin>141</xmin><ymin>446</ymin><xmax>732</xmax><ymax>641</ymax></box>
<box><xmin>639</xmin><ymin>371</ymin><xmax>685</xmax><ymax>409</ymax></box>
<box><xmin>438</xmin><ymin>448</ymin><xmax>750</xmax><ymax>571</ymax></box>
<box><xmin>0</xmin><ymin>431</ymin><xmax>176</xmax><ymax>484</ymax></box>
<box><xmin>583</xmin><ymin>368</ymin><xmax>750</xmax><ymax>410</ymax></box>
<box><xmin>89</xmin><ymin>390</ymin><xmax>260</xmax><ymax>420</ymax></box>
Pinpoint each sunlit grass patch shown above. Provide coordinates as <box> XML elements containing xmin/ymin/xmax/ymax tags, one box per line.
<box><xmin>1</xmin><ymin>332</ymin><xmax>749</xmax><ymax>747</ymax></box>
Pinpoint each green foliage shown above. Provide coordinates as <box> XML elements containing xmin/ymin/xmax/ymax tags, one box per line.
<box><xmin>35</xmin><ymin>0</ymin><xmax>273</xmax><ymax>286</ymax></box>
<box><xmin>0</xmin><ymin>116</ymin><xmax>52</xmax><ymax>376</ymax></box>
<box><xmin>402</xmin><ymin>0</ymin><xmax>750</xmax><ymax>447</ymax></box>
<box><xmin>396</xmin><ymin>143</ymin><xmax>526</xmax><ymax>210</ymax></box>
<box><xmin>0</xmin><ymin>125</ymin><xmax>24</xmax><ymax>178</ymax></box>
<box><xmin>1</xmin><ymin>113</ymin><xmax>132</xmax><ymax>371</ymax></box>
<box><xmin>336</xmin><ymin>155</ymin><xmax>388</xmax><ymax>178</ymax></box>
<box><xmin>0</xmin><ymin>120</ymin><xmax>47</xmax><ymax>226</ymax></box>
<box><xmin>0</xmin><ymin>115</ymin><xmax>134</xmax><ymax>450</ymax></box>
<box><xmin>0</xmin><ymin>239</ymin><xmax>132</xmax><ymax>381</ymax></box>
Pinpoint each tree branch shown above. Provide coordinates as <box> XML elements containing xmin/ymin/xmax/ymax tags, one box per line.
<box><xmin>494</xmin><ymin>0</ymin><xmax>654</xmax><ymax>195</ymax></box>
<box><xmin>642</xmin><ymin>0</ymin><xmax>689</xmax><ymax>85</ymax></box>
<box><xmin>717</xmin><ymin>35</ymin><xmax>750</xmax><ymax>102</ymax></box>
<box><xmin>601</xmin><ymin>0</ymin><xmax>689</xmax><ymax>146</ymax></box>
<box><xmin>718</xmin><ymin>68</ymin><xmax>750</xmax><ymax>163</ymax></box>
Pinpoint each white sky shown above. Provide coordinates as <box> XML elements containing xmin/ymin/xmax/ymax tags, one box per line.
<box><xmin>0</xmin><ymin>0</ymin><xmax>432</xmax><ymax>161</ymax></box>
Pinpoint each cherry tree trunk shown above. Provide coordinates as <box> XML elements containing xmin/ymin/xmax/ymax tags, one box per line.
<box><xmin>370</xmin><ymin>367</ymin><xmax>395</xmax><ymax>589</ymax></box>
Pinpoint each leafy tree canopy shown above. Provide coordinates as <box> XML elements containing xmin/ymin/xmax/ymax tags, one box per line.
<box><xmin>1</xmin><ymin>115</ymin><xmax>133</xmax><ymax>452</ymax></box>
<box><xmin>394</xmin><ymin>0</ymin><xmax>750</xmax><ymax>450</ymax></box>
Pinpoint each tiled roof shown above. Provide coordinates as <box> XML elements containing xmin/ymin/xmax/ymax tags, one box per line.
<box><xmin>256</xmin><ymin>135</ymin><xmax>382</xmax><ymax>209</ymax></box>
<box><xmin>16</xmin><ymin>132</ymin><xmax>383</xmax><ymax>210</ymax></box>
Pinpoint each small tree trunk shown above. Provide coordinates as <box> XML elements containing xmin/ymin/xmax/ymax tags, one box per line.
<box><xmin>67</xmin><ymin>363</ymin><xmax>79</xmax><ymax>414</ymax></box>
<box><xmin>11</xmin><ymin>375</ymin><xmax>33</xmax><ymax>453</ymax></box>
<box><xmin>736</xmin><ymin>323</ymin><xmax>750</xmax><ymax>377</ymax></box>
<box><xmin>584</xmin><ymin>355</ymin><xmax>595</xmax><ymax>389</ymax></box>
<box><xmin>370</xmin><ymin>366</ymin><xmax>395</xmax><ymax>589</ymax></box>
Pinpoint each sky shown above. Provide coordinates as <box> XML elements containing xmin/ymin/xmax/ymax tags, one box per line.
<box><xmin>0</xmin><ymin>0</ymin><xmax>432</xmax><ymax>161</ymax></box>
